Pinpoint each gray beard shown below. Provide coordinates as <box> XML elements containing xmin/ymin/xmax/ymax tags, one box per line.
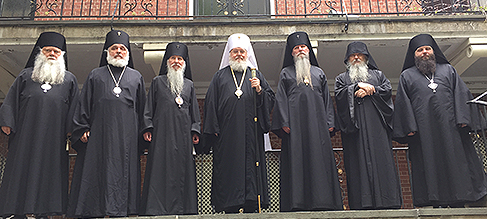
<box><xmin>229</xmin><ymin>58</ymin><xmax>248</xmax><ymax>72</ymax></box>
<box><xmin>293</xmin><ymin>54</ymin><xmax>312</xmax><ymax>87</ymax></box>
<box><xmin>347</xmin><ymin>60</ymin><xmax>370</xmax><ymax>83</ymax></box>
<box><xmin>32</xmin><ymin>51</ymin><xmax>66</xmax><ymax>85</ymax></box>
<box><xmin>167</xmin><ymin>61</ymin><xmax>186</xmax><ymax>96</ymax></box>
<box><xmin>415</xmin><ymin>53</ymin><xmax>436</xmax><ymax>75</ymax></box>
<box><xmin>106</xmin><ymin>51</ymin><xmax>130</xmax><ymax>68</ymax></box>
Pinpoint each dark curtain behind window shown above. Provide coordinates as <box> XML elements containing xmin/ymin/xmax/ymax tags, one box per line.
<box><xmin>1</xmin><ymin>0</ymin><xmax>32</xmax><ymax>17</ymax></box>
<box><xmin>197</xmin><ymin>0</ymin><xmax>270</xmax><ymax>16</ymax></box>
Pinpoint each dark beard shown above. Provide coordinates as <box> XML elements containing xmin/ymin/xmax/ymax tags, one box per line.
<box><xmin>414</xmin><ymin>53</ymin><xmax>436</xmax><ymax>75</ymax></box>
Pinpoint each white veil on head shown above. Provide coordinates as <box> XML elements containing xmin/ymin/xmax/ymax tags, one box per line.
<box><xmin>219</xmin><ymin>33</ymin><xmax>259</xmax><ymax>70</ymax></box>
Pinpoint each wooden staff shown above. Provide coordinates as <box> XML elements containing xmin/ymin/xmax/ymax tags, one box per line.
<box><xmin>251</xmin><ymin>68</ymin><xmax>262</xmax><ymax>213</ymax></box>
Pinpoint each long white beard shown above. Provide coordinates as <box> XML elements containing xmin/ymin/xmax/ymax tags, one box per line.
<box><xmin>293</xmin><ymin>53</ymin><xmax>312</xmax><ymax>87</ymax></box>
<box><xmin>106</xmin><ymin>51</ymin><xmax>130</xmax><ymax>67</ymax></box>
<box><xmin>229</xmin><ymin>58</ymin><xmax>248</xmax><ymax>72</ymax></box>
<box><xmin>167</xmin><ymin>61</ymin><xmax>186</xmax><ymax>96</ymax></box>
<box><xmin>32</xmin><ymin>51</ymin><xmax>66</xmax><ymax>85</ymax></box>
<box><xmin>347</xmin><ymin>60</ymin><xmax>370</xmax><ymax>83</ymax></box>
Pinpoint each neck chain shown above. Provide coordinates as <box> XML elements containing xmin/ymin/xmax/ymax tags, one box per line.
<box><xmin>107</xmin><ymin>65</ymin><xmax>126</xmax><ymax>97</ymax></box>
<box><xmin>424</xmin><ymin>72</ymin><xmax>438</xmax><ymax>93</ymax></box>
<box><xmin>231</xmin><ymin>67</ymin><xmax>246</xmax><ymax>99</ymax></box>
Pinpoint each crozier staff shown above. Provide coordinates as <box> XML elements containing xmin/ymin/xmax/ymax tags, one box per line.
<box><xmin>203</xmin><ymin>33</ymin><xmax>275</xmax><ymax>213</ymax></box>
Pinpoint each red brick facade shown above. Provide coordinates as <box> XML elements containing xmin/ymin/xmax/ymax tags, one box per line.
<box><xmin>274</xmin><ymin>0</ymin><xmax>422</xmax><ymax>17</ymax></box>
<box><xmin>32</xmin><ymin>0</ymin><xmax>422</xmax><ymax>20</ymax></box>
<box><xmin>34</xmin><ymin>0</ymin><xmax>191</xmax><ymax>20</ymax></box>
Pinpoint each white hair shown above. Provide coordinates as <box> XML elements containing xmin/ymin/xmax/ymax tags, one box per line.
<box><xmin>32</xmin><ymin>49</ymin><xmax>66</xmax><ymax>85</ymax></box>
<box><xmin>347</xmin><ymin>59</ymin><xmax>370</xmax><ymax>83</ymax></box>
<box><xmin>293</xmin><ymin>53</ymin><xmax>312</xmax><ymax>88</ymax></box>
<box><xmin>219</xmin><ymin>33</ymin><xmax>258</xmax><ymax>70</ymax></box>
<box><xmin>167</xmin><ymin>60</ymin><xmax>186</xmax><ymax>96</ymax></box>
<box><xmin>106</xmin><ymin>50</ymin><xmax>130</xmax><ymax>67</ymax></box>
<box><xmin>229</xmin><ymin>54</ymin><xmax>248</xmax><ymax>72</ymax></box>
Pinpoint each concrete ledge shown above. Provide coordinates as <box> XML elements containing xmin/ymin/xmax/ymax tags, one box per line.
<box><xmin>135</xmin><ymin>208</ymin><xmax>487</xmax><ymax>219</ymax></box>
<box><xmin>1</xmin><ymin>15</ymin><xmax>487</xmax><ymax>27</ymax></box>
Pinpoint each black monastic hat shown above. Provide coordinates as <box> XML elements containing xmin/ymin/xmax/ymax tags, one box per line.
<box><xmin>344</xmin><ymin>41</ymin><xmax>379</xmax><ymax>70</ymax></box>
<box><xmin>99</xmin><ymin>30</ymin><xmax>134</xmax><ymax>68</ymax></box>
<box><xmin>25</xmin><ymin>32</ymin><xmax>68</xmax><ymax>69</ymax></box>
<box><xmin>282</xmin><ymin>31</ymin><xmax>319</xmax><ymax>69</ymax></box>
<box><xmin>402</xmin><ymin>34</ymin><xmax>449</xmax><ymax>71</ymax></box>
<box><xmin>159</xmin><ymin>42</ymin><xmax>192</xmax><ymax>80</ymax></box>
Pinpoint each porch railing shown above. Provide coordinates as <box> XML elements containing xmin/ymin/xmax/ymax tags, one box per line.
<box><xmin>1</xmin><ymin>139</ymin><xmax>487</xmax><ymax>212</ymax></box>
<box><xmin>193</xmin><ymin>147</ymin><xmax>413</xmax><ymax>213</ymax></box>
<box><xmin>0</xmin><ymin>146</ymin><xmax>413</xmax><ymax>212</ymax></box>
<box><xmin>0</xmin><ymin>0</ymin><xmax>485</xmax><ymax>21</ymax></box>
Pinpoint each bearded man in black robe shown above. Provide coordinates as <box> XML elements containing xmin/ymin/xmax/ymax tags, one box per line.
<box><xmin>203</xmin><ymin>33</ymin><xmax>275</xmax><ymax>213</ymax></box>
<box><xmin>271</xmin><ymin>31</ymin><xmax>342</xmax><ymax>211</ymax></box>
<box><xmin>0</xmin><ymin>32</ymin><xmax>79</xmax><ymax>218</ymax></box>
<box><xmin>68</xmin><ymin>30</ymin><xmax>146</xmax><ymax>217</ymax></box>
<box><xmin>393</xmin><ymin>34</ymin><xmax>487</xmax><ymax>208</ymax></box>
<box><xmin>335</xmin><ymin>41</ymin><xmax>402</xmax><ymax>210</ymax></box>
<box><xmin>139</xmin><ymin>42</ymin><xmax>200</xmax><ymax>215</ymax></box>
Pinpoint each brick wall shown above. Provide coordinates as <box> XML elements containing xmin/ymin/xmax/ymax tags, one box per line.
<box><xmin>34</xmin><ymin>0</ymin><xmax>191</xmax><ymax>20</ymax></box>
<box><xmin>274</xmin><ymin>0</ymin><xmax>422</xmax><ymax>16</ymax></box>
<box><xmin>31</xmin><ymin>0</ymin><xmax>422</xmax><ymax>20</ymax></box>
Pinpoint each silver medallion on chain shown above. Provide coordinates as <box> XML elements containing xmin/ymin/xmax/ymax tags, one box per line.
<box><xmin>231</xmin><ymin>67</ymin><xmax>246</xmax><ymax>99</ymax></box>
<box><xmin>107</xmin><ymin>65</ymin><xmax>126</xmax><ymax>97</ymax></box>
<box><xmin>424</xmin><ymin>73</ymin><xmax>437</xmax><ymax>93</ymax></box>
<box><xmin>175</xmin><ymin>95</ymin><xmax>184</xmax><ymax>108</ymax></box>
<box><xmin>41</xmin><ymin>83</ymin><xmax>52</xmax><ymax>93</ymax></box>
<box><xmin>113</xmin><ymin>86</ymin><xmax>122</xmax><ymax>96</ymax></box>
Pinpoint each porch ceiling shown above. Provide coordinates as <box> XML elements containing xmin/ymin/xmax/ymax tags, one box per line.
<box><xmin>0</xmin><ymin>17</ymin><xmax>487</xmax><ymax>100</ymax></box>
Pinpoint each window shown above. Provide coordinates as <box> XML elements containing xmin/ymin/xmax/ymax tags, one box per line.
<box><xmin>197</xmin><ymin>0</ymin><xmax>270</xmax><ymax>16</ymax></box>
<box><xmin>1</xmin><ymin>0</ymin><xmax>32</xmax><ymax>17</ymax></box>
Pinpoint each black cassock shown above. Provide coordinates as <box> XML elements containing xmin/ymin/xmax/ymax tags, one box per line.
<box><xmin>271</xmin><ymin>66</ymin><xmax>342</xmax><ymax>211</ymax></box>
<box><xmin>203</xmin><ymin>66</ymin><xmax>274</xmax><ymax>212</ymax></box>
<box><xmin>335</xmin><ymin>69</ymin><xmax>402</xmax><ymax>210</ymax></box>
<box><xmin>139</xmin><ymin>75</ymin><xmax>200</xmax><ymax>215</ymax></box>
<box><xmin>0</xmin><ymin>68</ymin><xmax>79</xmax><ymax>216</ymax></box>
<box><xmin>68</xmin><ymin>65</ymin><xmax>146</xmax><ymax>217</ymax></box>
<box><xmin>393</xmin><ymin>63</ymin><xmax>487</xmax><ymax>207</ymax></box>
